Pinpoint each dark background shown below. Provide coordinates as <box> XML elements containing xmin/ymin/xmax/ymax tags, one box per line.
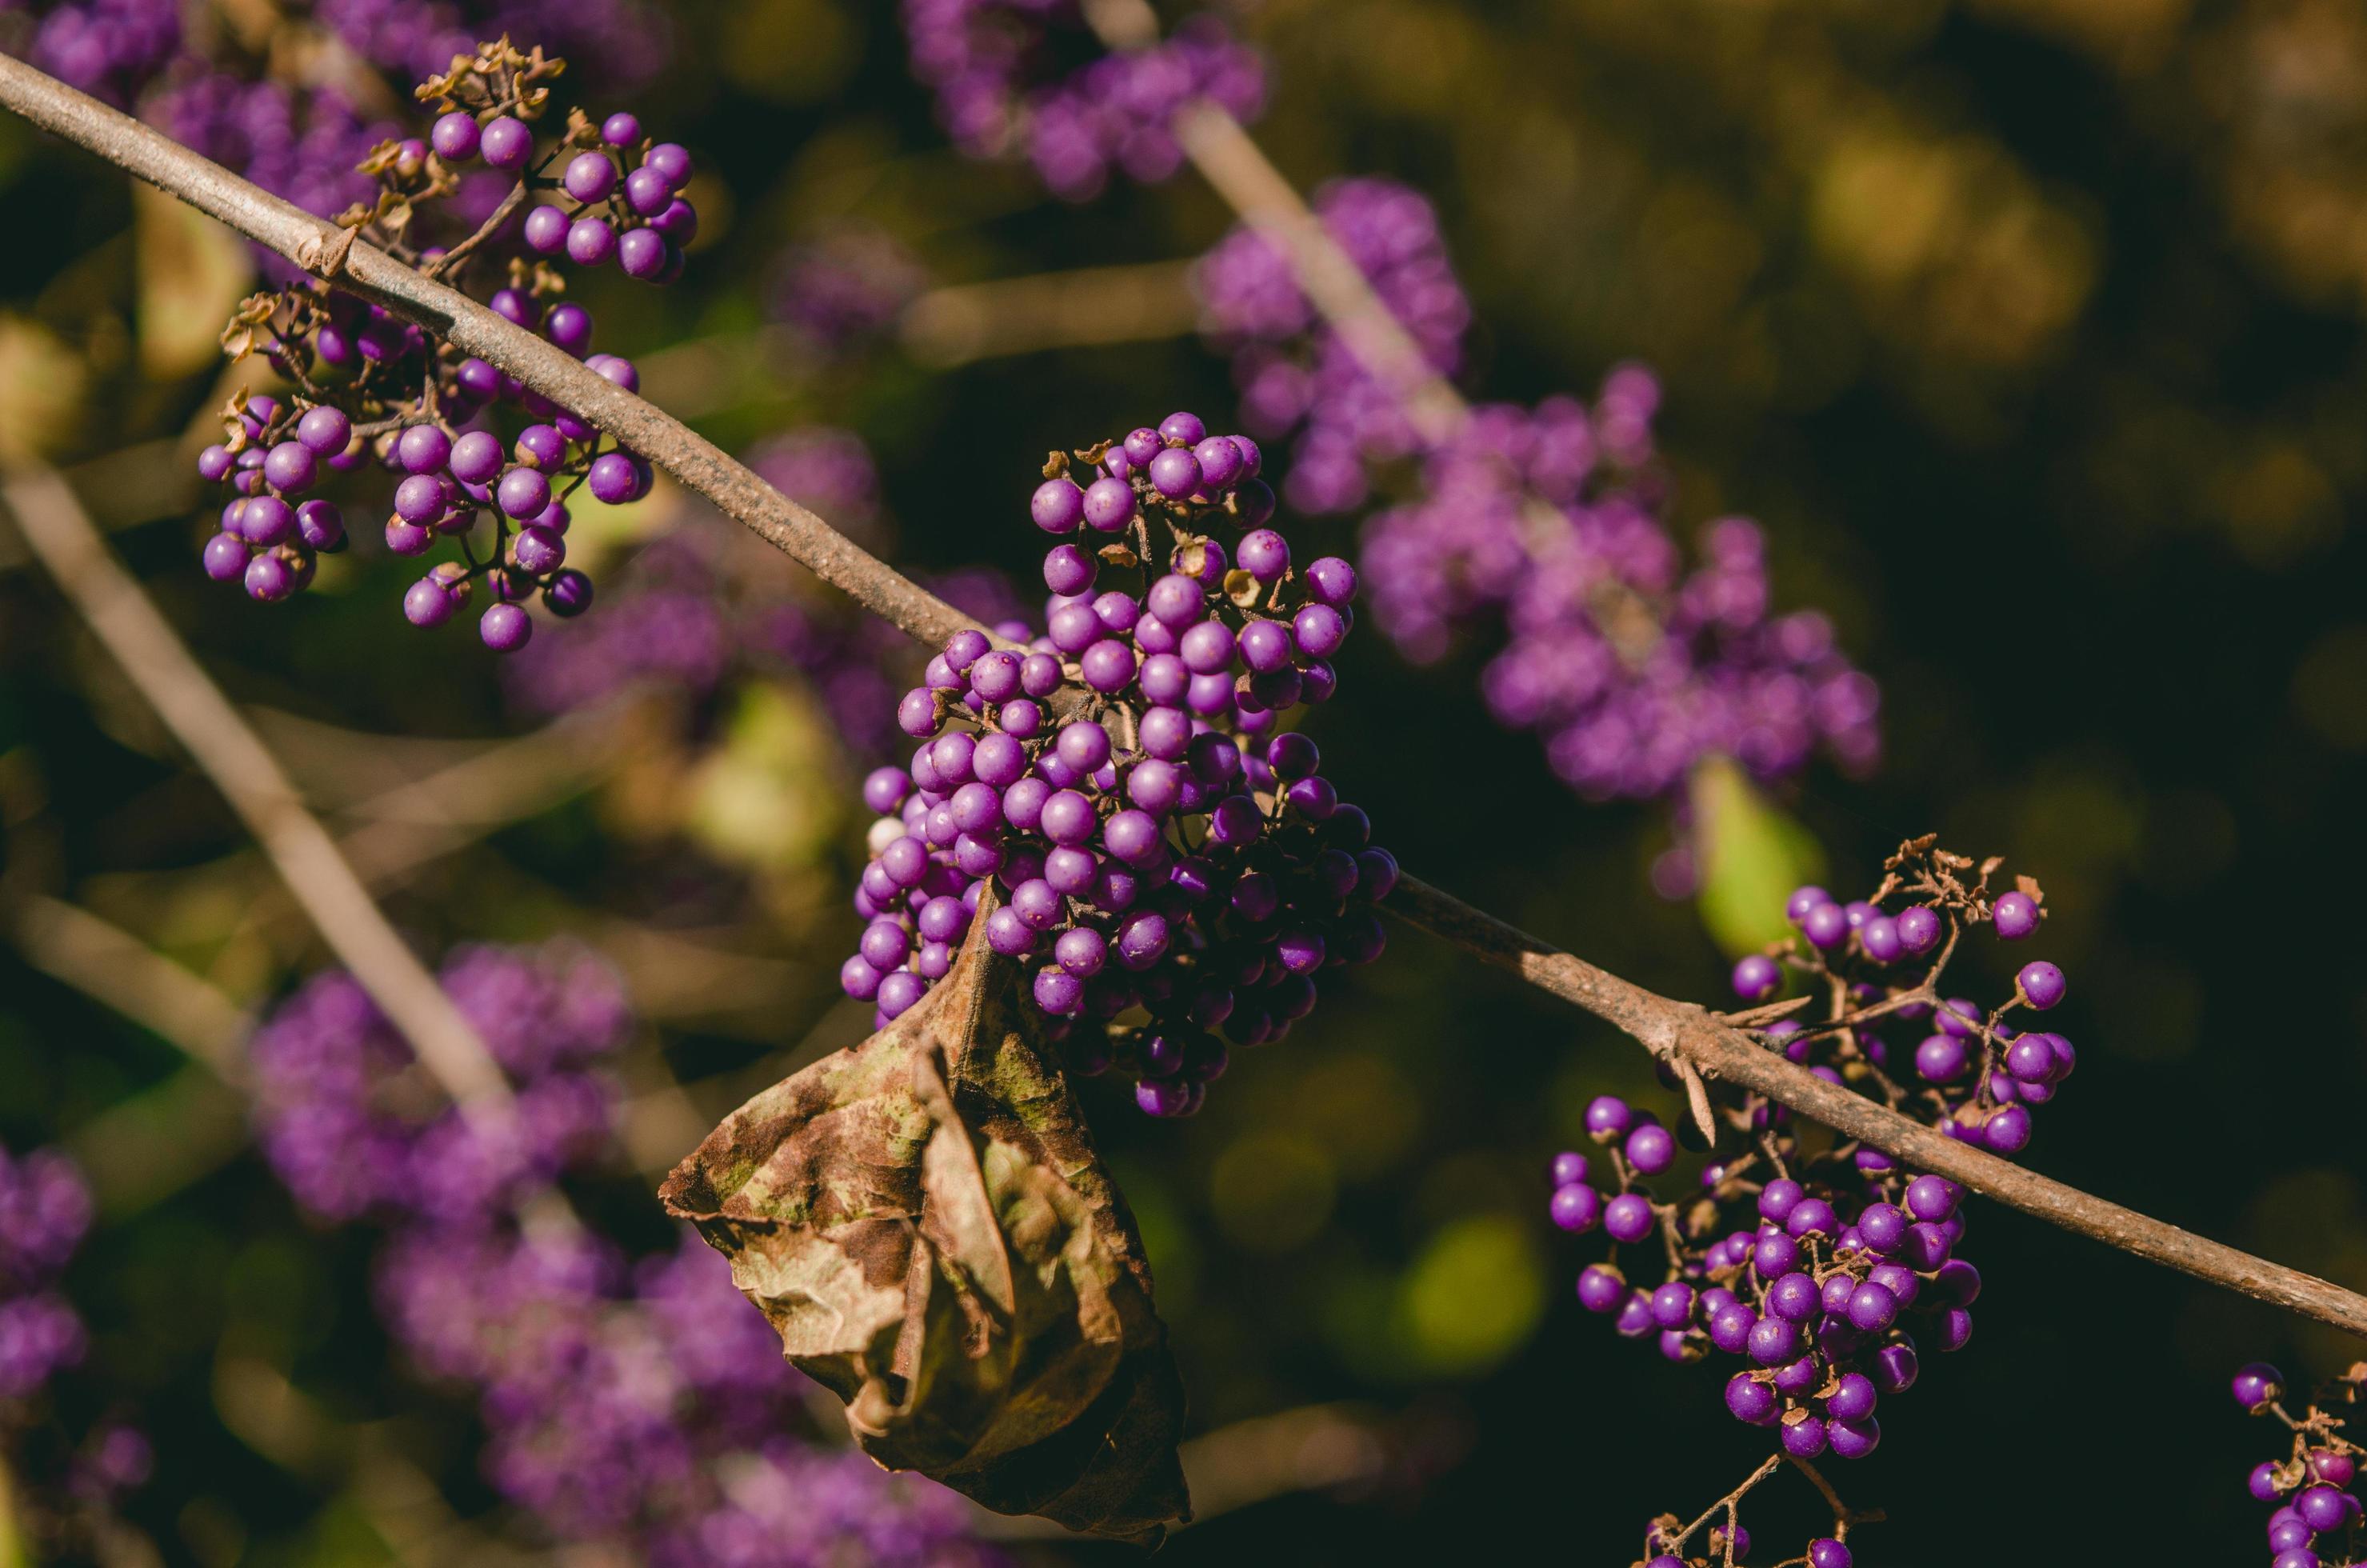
<box><xmin>5</xmin><ymin>0</ymin><xmax>2365</xmax><ymax>1560</ymax></box>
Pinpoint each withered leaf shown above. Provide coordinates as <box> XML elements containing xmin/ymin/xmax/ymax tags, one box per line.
<box><xmin>660</xmin><ymin>896</ymin><xmax>1189</xmax><ymax>1545</ymax></box>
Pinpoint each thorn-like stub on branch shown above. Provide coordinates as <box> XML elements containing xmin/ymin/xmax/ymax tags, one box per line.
<box><xmin>297</xmin><ymin>223</ymin><xmax>359</xmax><ymax>281</ymax></box>
<box><xmin>1675</xmin><ymin>1057</ymin><xmax>1717</xmax><ymax>1147</ymax></box>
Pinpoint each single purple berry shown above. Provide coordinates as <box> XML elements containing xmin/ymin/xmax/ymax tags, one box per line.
<box><xmin>1082</xmin><ymin>476</ymin><xmax>1136</xmax><ymax>531</ymax></box>
<box><xmin>1802</xmin><ymin>902</ymin><xmax>1849</xmax><ymax>948</ymax></box>
<box><xmin>497</xmin><ymin>466</ymin><xmax>553</xmax><ymax>520</ymax></box>
<box><xmin>1033</xmin><ymin>477</ymin><xmax>1086</xmax><ymax>533</ymax></box>
<box><xmin>480</xmin><ymin>115</ymin><xmax>531</xmax><ymax>170</ymax></box>
<box><xmin>294</xmin><ymin>406</ymin><xmax>350</xmax><ymax>457</ymax></box>
<box><xmin>543</xmin><ymin>570</ymin><xmax>594</xmax><ymax>618</ymax></box>
<box><xmin>201</xmin><ymin>532</ymin><xmax>248</xmax><ymax>582</ymax></box>
<box><xmin>2233</xmin><ymin>1362</ymin><xmax>2285</xmax><ymax>1411</ymax></box>
<box><xmin>1895</xmin><ymin>906</ymin><xmax>1942</xmax><ymax>954</ymax></box>
<box><xmin>2017</xmin><ymin>961</ymin><xmax>2066</xmax><ymax>1010</ymax></box>
<box><xmin>523</xmin><ymin>205</ymin><xmax>570</xmax><ymax>254</ymax></box>
<box><xmin>567</xmin><ymin>217</ymin><xmax>618</xmax><ymax>267</ymax></box>
<box><xmin>1548</xmin><ymin>1183</ymin><xmax>1601</xmax><ymax>1234</ymax></box>
<box><xmin>394</xmin><ymin>424</ymin><xmax>451</xmax><ymax>475</ymax></box>
<box><xmin>1731</xmin><ymin>954</ymin><xmax>1781</xmax><ymax>1001</ymax></box>
<box><xmin>430</xmin><ymin>110</ymin><xmax>480</xmax><ymax>162</ymax></box>
<box><xmin>480</xmin><ymin>602</ymin><xmax>532</xmax><ymax>651</ymax></box>
<box><xmin>1993</xmin><ymin>890</ymin><xmax>2041</xmax><ymax>938</ymax></box>
<box><xmin>1603</xmin><ymin>1193</ymin><xmax>1655</xmax><ymax>1244</ymax></box>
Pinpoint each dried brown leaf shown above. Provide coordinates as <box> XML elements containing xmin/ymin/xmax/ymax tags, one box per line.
<box><xmin>661</xmin><ymin>898</ymin><xmax>1189</xmax><ymax>1544</ymax></box>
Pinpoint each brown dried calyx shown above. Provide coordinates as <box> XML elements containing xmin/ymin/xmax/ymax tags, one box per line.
<box><xmin>659</xmin><ymin>892</ymin><xmax>1189</xmax><ymax>1545</ymax></box>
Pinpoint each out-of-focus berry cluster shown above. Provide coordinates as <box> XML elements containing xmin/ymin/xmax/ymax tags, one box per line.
<box><xmin>769</xmin><ymin>226</ymin><xmax>930</xmax><ymax>360</ymax></box>
<box><xmin>0</xmin><ymin>1144</ymin><xmax>94</xmax><ymax>1402</ymax></box>
<box><xmin>192</xmin><ymin>40</ymin><xmax>700</xmax><ymax>650</ymax></box>
<box><xmin>1195</xmin><ymin>176</ymin><xmax>1879</xmax><ymax>814</ymax></box>
<box><xmin>899</xmin><ymin>2</ymin><xmax>1264</xmax><ymax>201</ymax></box>
<box><xmin>1197</xmin><ymin>177</ymin><xmax>1469</xmax><ymax>517</ymax></box>
<box><xmin>4</xmin><ymin>0</ymin><xmax>661</xmax><ymax>224</ymax></box>
<box><xmin>1551</xmin><ymin>840</ymin><xmax>2069</xmax><ymax>1563</ymax></box>
<box><xmin>2235</xmin><ymin>1361</ymin><xmax>2365</xmax><ymax>1568</ymax></box>
<box><xmin>248</xmin><ymin>944</ymin><xmax>998</xmax><ymax>1562</ymax></box>
<box><xmin>843</xmin><ymin>410</ymin><xmax>1393</xmax><ymax>1116</ymax></box>
<box><xmin>248</xmin><ymin>942</ymin><xmax>630</xmax><ymax>1221</ymax></box>
<box><xmin>0</xmin><ymin>1143</ymin><xmax>150</xmax><ymax>1555</ymax></box>
<box><xmin>1368</xmin><ymin>390</ymin><xmax>1880</xmax><ymax>804</ymax></box>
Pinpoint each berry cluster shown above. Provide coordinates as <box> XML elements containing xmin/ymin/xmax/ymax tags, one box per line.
<box><xmin>2236</xmin><ymin>1361</ymin><xmax>2365</xmax><ymax>1568</ymax></box>
<box><xmin>840</xmin><ymin>410</ymin><xmax>1393</xmax><ymax>1116</ymax></box>
<box><xmin>1363</xmin><ymin>379</ymin><xmax>1881</xmax><ymax>810</ymax></box>
<box><xmin>0</xmin><ymin>1141</ymin><xmax>146</xmax><ymax>1556</ymax></box>
<box><xmin>191</xmin><ymin>39</ymin><xmax>699</xmax><ymax>650</ymax></box>
<box><xmin>900</xmin><ymin>2</ymin><xmax>1265</xmax><ymax>201</ymax></box>
<box><xmin>249</xmin><ymin>948</ymin><xmax>995</xmax><ymax>1562</ymax></box>
<box><xmin>1191</xmin><ymin>174</ymin><xmax>1877</xmax><ymax>822</ymax></box>
<box><xmin>249</xmin><ymin>942</ymin><xmax>631</xmax><ymax>1222</ymax></box>
<box><xmin>1197</xmin><ymin>177</ymin><xmax>1470</xmax><ymax>516</ymax></box>
<box><xmin>769</xmin><ymin>225</ymin><xmax>930</xmax><ymax>359</ymax></box>
<box><xmin>1550</xmin><ymin>839</ymin><xmax>2069</xmax><ymax>1561</ymax></box>
<box><xmin>10</xmin><ymin>0</ymin><xmax>178</xmax><ymax>105</ymax></box>
<box><xmin>0</xmin><ymin>1143</ymin><xmax>93</xmax><ymax>1402</ymax></box>
<box><xmin>4</xmin><ymin>0</ymin><xmax>660</xmax><ymax>119</ymax></box>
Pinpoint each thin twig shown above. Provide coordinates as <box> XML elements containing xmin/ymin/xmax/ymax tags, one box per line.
<box><xmin>1667</xmin><ymin>1453</ymin><xmax>1782</xmax><ymax>1555</ymax></box>
<box><xmin>0</xmin><ymin>465</ymin><xmax>514</xmax><ymax>1113</ymax></box>
<box><xmin>899</xmin><ymin>258</ymin><xmax>1201</xmax><ymax>367</ymax></box>
<box><xmin>10</xmin><ymin>893</ymin><xmax>249</xmax><ymax>1079</ymax></box>
<box><xmin>5</xmin><ymin>59</ymin><xmax>2366</xmax><ymax>1339</ymax></box>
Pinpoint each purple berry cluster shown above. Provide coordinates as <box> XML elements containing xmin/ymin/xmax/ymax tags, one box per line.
<box><xmin>1363</xmin><ymin>380</ymin><xmax>1881</xmax><ymax>806</ymax></box>
<box><xmin>1197</xmin><ymin>177</ymin><xmax>1470</xmax><ymax>516</ymax></box>
<box><xmin>0</xmin><ymin>1144</ymin><xmax>152</xmax><ymax>1551</ymax></box>
<box><xmin>155</xmin><ymin>76</ymin><xmax>395</xmax><ymax>229</ymax></box>
<box><xmin>0</xmin><ymin>1143</ymin><xmax>94</xmax><ymax>1402</ymax></box>
<box><xmin>8</xmin><ymin>0</ymin><xmax>662</xmax><ymax>222</ymax></box>
<box><xmin>8</xmin><ymin>0</ymin><xmax>178</xmax><ymax>105</ymax></box>
<box><xmin>1549</xmin><ymin>840</ymin><xmax>2069</xmax><ymax>1559</ymax></box>
<box><xmin>2236</xmin><ymin>1362</ymin><xmax>2365</xmax><ymax>1568</ymax></box>
<box><xmin>249</xmin><ymin>942</ymin><xmax>632</xmax><ymax>1222</ymax></box>
<box><xmin>191</xmin><ymin>39</ymin><xmax>699</xmax><ymax>650</ymax></box>
<box><xmin>900</xmin><ymin>2</ymin><xmax>1265</xmax><ymax>201</ymax></box>
<box><xmin>769</xmin><ymin>225</ymin><xmax>930</xmax><ymax>359</ymax></box>
<box><xmin>841</xmin><ymin>410</ymin><xmax>1393</xmax><ymax>1116</ymax></box>
<box><xmin>1192</xmin><ymin>174</ymin><xmax>1876</xmax><ymax>814</ymax></box>
<box><xmin>249</xmin><ymin>948</ymin><xmax>995</xmax><ymax>1562</ymax></box>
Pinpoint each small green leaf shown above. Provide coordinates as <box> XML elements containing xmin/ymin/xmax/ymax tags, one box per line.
<box><xmin>1690</xmin><ymin>756</ymin><xmax>1825</xmax><ymax>958</ymax></box>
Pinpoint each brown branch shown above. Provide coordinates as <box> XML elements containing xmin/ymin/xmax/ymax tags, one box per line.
<box><xmin>1386</xmin><ymin>874</ymin><xmax>2367</xmax><ymax>1338</ymax></box>
<box><xmin>5</xmin><ymin>57</ymin><xmax>2366</xmax><ymax>1340</ymax></box>
<box><xmin>0</xmin><ymin>464</ymin><xmax>515</xmax><ymax>1112</ymax></box>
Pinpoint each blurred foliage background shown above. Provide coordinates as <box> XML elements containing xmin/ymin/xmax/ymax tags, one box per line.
<box><xmin>5</xmin><ymin>0</ymin><xmax>2367</xmax><ymax>1560</ymax></box>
